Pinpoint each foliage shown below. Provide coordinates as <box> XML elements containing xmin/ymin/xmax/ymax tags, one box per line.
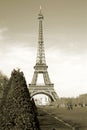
<box><xmin>0</xmin><ymin>69</ymin><xmax>40</xmax><ymax>130</ymax></box>
<box><xmin>0</xmin><ymin>71</ymin><xmax>9</xmax><ymax>100</ymax></box>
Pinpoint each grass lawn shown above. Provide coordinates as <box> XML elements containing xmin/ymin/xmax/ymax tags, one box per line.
<box><xmin>42</xmin><ymin>106</ymin><xmax>87</xmax><ymax>130</ymax></box>
<box><xmin>37</xmin><ymin>107</ymin><xmax>72</xmax><ymax>130</ymax></box>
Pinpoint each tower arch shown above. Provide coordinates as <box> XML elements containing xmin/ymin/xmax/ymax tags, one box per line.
<box><xmin>31</xmin><ymin>91</ymin><xmax>54</xmax><ymax>102</ymax></box>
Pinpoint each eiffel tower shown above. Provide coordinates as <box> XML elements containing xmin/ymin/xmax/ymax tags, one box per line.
<box><xmin>29</xmin><ymin>7</ymin><xmax>58</xmax><ymax>102</ymax></box>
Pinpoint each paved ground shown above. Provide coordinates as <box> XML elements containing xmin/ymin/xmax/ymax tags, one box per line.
<box><xmin>37</xmin><ymin>108</ymin><xmax>72</xmax><ymax>130</ymax></box>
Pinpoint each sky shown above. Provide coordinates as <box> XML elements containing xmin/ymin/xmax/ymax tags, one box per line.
<box><xmin>0</xmin><ymin>0</ymin><xmax>87</xmax><ymax>97</ymax></box>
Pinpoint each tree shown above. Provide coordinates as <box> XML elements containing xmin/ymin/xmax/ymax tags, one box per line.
<box><xmin>0</xmin><ymin>69</ymin><xmax>40</xmax><ymax>130</ymax></box>
<box><xmin>0</xmin><ymin>71</ymin><xmax>8</xmax><ymax>100</ymax></box>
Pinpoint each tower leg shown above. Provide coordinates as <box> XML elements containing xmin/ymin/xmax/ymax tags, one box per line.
<box><xmin>31</xmin><ymin>72</ymin><xmax>37</xmax><ymax>84</ymax></box>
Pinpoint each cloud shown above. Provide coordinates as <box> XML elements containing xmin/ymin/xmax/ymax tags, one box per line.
<box><xmin>45</xmin><ymin>33</ymin><xmax>87</xmax><ymax>54</ymax></box>
<box><xmin>0</xmin><ymin>28</ymin><xmax>37</xmax><ymax>51</ymax></box>
<box><xmin>46</xmin><ymin>49</ymin><xmax>87</xmax><ymax>97</ymax></box>
<box><xmin>0</xmin><ymin>28</ymin><xmax>8</xmax><ymax>40</ymax></box>
<box><xmin>0</xmin><ymin>45</ymin><xmax>36</xmax><ymax>80</ymax></box>
<box><xmin>0</xmin><ymin>36</ymin><xmax>87</xmax><ymax>97</ymax></box>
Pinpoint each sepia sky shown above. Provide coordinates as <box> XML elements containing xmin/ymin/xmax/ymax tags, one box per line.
<box><xmin>0</xmin><ymin>0</ymin><xmax>87</xmax><ymax>97</ymax></box>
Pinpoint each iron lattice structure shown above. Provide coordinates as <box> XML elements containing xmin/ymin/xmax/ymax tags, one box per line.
<box><xmin>29</xmin><ymin>8</ymin><xmax>58</xmax><ymax>102</ymax></box>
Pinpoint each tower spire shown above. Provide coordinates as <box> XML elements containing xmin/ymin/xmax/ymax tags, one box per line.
<box><xmin>36</xmin><ymin>6</ymin><xmax>46</xmax><ymax>64</ymax></box>
<box><xmin>40</xmin><ymin>5</ymin><xmax>42</xmax><ymax>14</ymax></box>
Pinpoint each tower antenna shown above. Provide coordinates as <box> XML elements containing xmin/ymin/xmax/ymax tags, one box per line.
<box><xmin>40</xmin><ymin>5</ymin><xmax>42</xmax><ymax>13</ymax></box>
